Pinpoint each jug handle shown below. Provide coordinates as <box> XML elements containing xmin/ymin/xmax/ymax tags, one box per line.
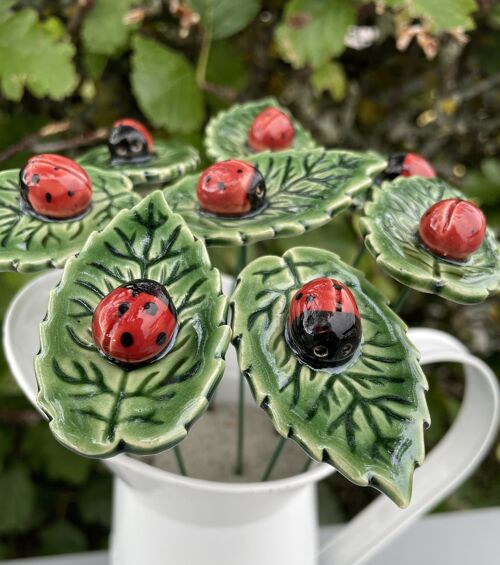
<box><xmin>318</xmin><ymin>328</ymin><xmax>499</xmax><ymax>565</ymax></box>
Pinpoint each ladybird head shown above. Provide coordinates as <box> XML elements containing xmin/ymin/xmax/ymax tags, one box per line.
<box><xmin>248</xmin><ymin>107</ymin><xmax>295</xmax><ymax>152</ymax></box>
<box><xmin>19</xmin><ymin>154</ymin><xmax>92</xmax><ymax>221</ymax></box>
<box><xmin>196</xmin><ymin>159</ymin><xmax>267</xmax><ymax>218</ymax></box>
<box><xmin>108</xmin><ymin>118</ymin><xmax>154</xmax><ymax>165</ymax></box>
<box><xmin>286</xmin><ymin>277</ymin><xmax>362</xmax><ymax>370</ymax></box>
<box><xmin>419</xmin><ymin>198</ymin><xmax>486</xmax><ymax>261</ymax></box>
<box><xmin>92</xmin><ymin>279</ymin><xmax>178</xmax><ymax>367</ymax></box>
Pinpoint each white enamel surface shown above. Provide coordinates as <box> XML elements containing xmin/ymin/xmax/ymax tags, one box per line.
<box><xmin>4</xmin><ymin>271</ymin><xmax>499</xmax><ymax>565</ymax></box>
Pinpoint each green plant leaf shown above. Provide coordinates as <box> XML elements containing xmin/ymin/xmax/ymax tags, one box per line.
<box><xmin>204</xmin><ymin>98</ymin><xmax>316</xmax><ymax>161</ymax></box>
<box><xmin>82</xmin><ymin>0</ymin><xmax>139</xmax><ymax>56</ymax></box>
<box><xmin>22</xmin><ymin>424</ymin><xmax>93</xmax><ymax>485</ymax></box>
<box><xmin>0</xmin><ymin>9</ymin><xmax>78</xmax><ymax>101</ymax></box>
<box><xmin>361</xmin><ymin>177</ymin><xmax>500</xmax><ymax>304</ymax></box>
<box><xmin>311</xmin><ymin>61</ymin><xmax>347</xmax><ymax>102</ymax></box>
<box><xmin>36</xmin><ymin>191</ymin><xmax>231</xmax><ymax>457</ymax></box>
<box><xmin>188</xmin><ymin>0</ymin><xmax>262</xmax><ymax>39</ymax></box>
<box><xmin>275</xmin><ymin>0</ymin><xmax>356</xmax><ymax>69</ymax></box>
<box><xmin>231</xmin><ymin>246</ymin><xmax>429</xmax><ymax>507</ymax></box>
<box><xmin>131</xmin><ymin>36</ymin><xmax>204</xmax><ymax>134</ymax></box>
<box><xmin>164</xmin><ymin>149</ymin><xmax>386</xmax><ymax>247</ymax></box>
<box><xmin>0</xmin><ymin>167</ymin><xmax>139</xmax><ymax>273</ymax></box>
<box><xmin>0</xmin><ymin>464</ymin><xmax>36</xmax><ymax>534</ymax></box>
<box><xmin>40</xmin><ymin>522</ymin><xmax>87</xmax><ymax>555</ymax></box>
<box><xmin>412</xmin><ymin>0</ymin><xmax>477</xmax><ymax>30</ymax></box>
<box><xmin>78</xmin><ymin>140</ymin><xmax>200</xmax><ymax>188</ymax></box>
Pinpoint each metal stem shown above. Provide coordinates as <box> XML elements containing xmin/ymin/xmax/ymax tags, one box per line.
<box><xmin>261</xmin><ymin>436</ymin><xmax>287</xmax><ymax>481</ymax></box>
<box><xmin>174</xmin><ymin>446</ymin><xmax>188</xmax><ymax>476</ymax></box>
<box><xmin>352</xmin><ymin>244</ymin><xmax>366</xmax><ymax>268</ymax></box>
<box><xmin>392</xmin><ymin>286</ymin><xmax>412</xmax><ymax>314</ymax></box>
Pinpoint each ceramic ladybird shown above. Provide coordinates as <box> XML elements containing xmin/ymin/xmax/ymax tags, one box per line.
<box><xmin>384</xmin><ymin>152</ymin><xmax>436</xmax><ymax>180</ymax></box>
<box><xmin>92</xmin><ymin>279</ymin><xmax>178</xmax><ymax>366</ymax></box>
<box><xmin>419</xmin><ymin>198</ymin><xmax>486</xmax><ymax>261</ymax></box>
<box><xmin>108</xmin><ymin>118</ymin><xmax>154</xmax><ymax>165</ymax></box>
<box><xmin>19</xmin><ymin>154</ymin><xmax>92</xmax><ymax>220</ymax></box>
<box><xmin>286</xmin><ymin>277</ymin><xmax>362</xmax><ymax>370</ymax></box>
<box><xmin>248</xmin><ymin>107</ymin><xmax>295</xmax><ymax>152</ymax></box>
<box><xmin>196</xmin><ymin>159</ymin><xmax>267</xmax><ymax>217</ymax></box>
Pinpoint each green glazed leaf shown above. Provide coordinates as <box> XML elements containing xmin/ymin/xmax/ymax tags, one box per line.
<box><xmin>36</xmin><ymin>191</ymin><xmax>231</xmax><ymax>457</ymax></box>
<box><xmin>275</xmin><ymin>0</ymin><xmax>356</xmax><ymax>69</ymax></box>
<box><xmin>78</xmin><ymin>140</ymin><xmax>200</xmax><ymax>188</ymax></box>
<box><xmin>0</xmin><ymin>9</ymin><xmax>78</xmax><ymax>101</ymax></box>
<box><xmin>231</xmin><ymin>247</ymin><xmax>429</xmax><ymax>507</ymax></box>
<box><xmin>188</xmin><ymin>0</ymin><xmax>262</xmax><ymax>39</ymax></box>
<box><xmin>0</xmin><ymin>167</ymin><xmax>139</xmax><ymax>273</ymax></box>
<box><xmin>361</xmin><ymin>177</ymin><xmax>500</xmax><ymax>304</ymax></box>
<box><xmin>164</xmin><ymin>149</ymin><xmax>386</xmax><ymax>247</ymax></box>
<box><xmin>131</xmin><ymin>36</ymin><xmax>204</xmax><ymax>134</ymax></box>
<box><xmin>204</xmin><ymin>98</ymin><xmax>316</xmax><ymax>161</ymax></box>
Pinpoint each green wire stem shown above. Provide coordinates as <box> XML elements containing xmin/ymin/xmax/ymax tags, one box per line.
<box><xmin>392</xmin><ymin>286</ymin><xmax>412</xmax><ymax>314</ymax></box>
<box><xmin>261</xmin><ymin>436</ymin><xmax>287</xmax><ymax>481</ymax></box>
<box><xmin>174</xmin><ymin>446</ymin><xmax>188</xmax><ymax>476</ymax></box>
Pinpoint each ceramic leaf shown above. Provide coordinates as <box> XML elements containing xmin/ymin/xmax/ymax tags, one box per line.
<box><xmin>0</xmin><ymin>167</ymin><xmax>139</xmax><ymax>273</ymax></box>
<box><xmin>36</xmin><ymin>191</ymin><xmax>231</xmax><ymax>457</ymax></box>
<box><xmin>164</xmin><ymin>149</ymin><xmax>386</xmax><ymax>247</ymax></box>
<box><xmin>78</xmin><ymin>140</ymin><xmax>200</xmax><ymax>187</ymax></box>
<box><xmin>204</xmin><ymin>98</ymin><xmax>317</xmax><ymax>161</ymax></box>
<box><xmin>361</xmin><ymin>177</ymin><xmax>500</xmax><ymax>304</ymax></box>
<box><xmin>231</xmin><ymin>246</ymin><xmax>429</xmax><ymax>507</ymax></box>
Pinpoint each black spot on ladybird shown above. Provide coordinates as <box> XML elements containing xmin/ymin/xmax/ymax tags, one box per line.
<box><xmin>117</xmin><ymin>303</ymin><xmax>129</xmax><ymax>317</ymax></box>
<box><xmin>120</xmin><ymin>332</ymin><xmax>134</xmax><ymax>347</ymax></box>
<box><xmin>45</xmin><ymin>193</ymin><xmax>52</xmax><ymax>203</ymax></box>
<box><xmin>68</xmin><ymin>190</ymin><xmax>75</xmax><ymax>197</ymax></box>
<box><xmin>295</xmin><ymin>293</ymin><xmax>303</xmax><ymax>300</ymax></box>
<box><xmin>156</xmin><ymin>332</ymin><xmax>167</xmax><ymax>346</ymax></box>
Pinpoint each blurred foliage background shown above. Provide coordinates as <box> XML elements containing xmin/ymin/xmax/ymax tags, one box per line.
<box><xmin>0</xmin><ymin>0</ymin><xmax>499</xmax><ymax>558</ymax></box>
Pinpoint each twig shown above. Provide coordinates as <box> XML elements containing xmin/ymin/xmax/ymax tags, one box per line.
<box><xmin>0</xmin><ymin>124</ymin><xmax>107</xmax><ymax>163</ymax></box>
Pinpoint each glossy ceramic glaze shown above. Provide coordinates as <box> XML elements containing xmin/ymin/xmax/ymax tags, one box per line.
<box><xmin>20</xmin><ymin>154</ymin><xmax>93</xmax><ymax>220</ymax></box>
<box><xmin>204</xmin><ymin>98</ymin><xmax>316</xmax><ymax>161</ymax></box>
<box><xmin>231</xmin><ymin>246</ymin><xmax>429</xmax><ymax>507</ymax></box>
<box><xmin>164</xmin><ymin>149</ymin><xmax>386</xmax><ymax>247</ymax></box>
<box><xmin>92</xmin><ymin>279</ymin><xmax>179</xmax><ymax>366</ymax></box>
<box><xmin>248</xmin><ymin>106</ymin><xmax>295</xmax><ymax>152</ymax></box>
<box><xmin>286</xmin><ymin>277</ymin><xmax>362</xmax><ymax>370</ymax></box>
<box><xmin>361</xmin><ymin>177</ymin><xmax>499</xmax><ymax>304</ymax></box>
<box><xmin>196</xmin><ymin>159</ymin><xmax>266</xmax><ymax>217</ymax></box>
<box><xmin>419</xmin><ymin>198</ymin><xmax>486</xmax><ymax>261</ymax></box>
<box><xmin>4</xmin><ymin>272</ymin><xmax>500</xmax><ymax>565</ymax></box>
<box><xmin>0</xmin><ymin>166</ymin><xmax>138</xmax><ymax>272</ymax></box>
<box><xmin>35</xmin><ymin>191</ymin><xmax>231</xmax><ymax>457</ymax></box>
<box><xmin>78</xmin><ymin>139</ymin><xmax>200</xmax><ymax>188</ymax></box>
<box><xmin>384</xmin><ymin>152</ymin><xmax>436</xmax><ymax>180</ymax></box>
<box><xmin>108</xmin><ymin>118</ymin><xmax>154</xmax><ymax>165</ymax></box>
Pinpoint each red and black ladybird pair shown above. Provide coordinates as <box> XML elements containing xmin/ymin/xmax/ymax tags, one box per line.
<box><xmin>92</xmin><ymin>280</ymin><xmax>178</xmax><ymax>366</ymax></box>
<box><xmin>286</xmin><ymin>278</ymin><xmax>362</xmax><ymax>370</ymax></box>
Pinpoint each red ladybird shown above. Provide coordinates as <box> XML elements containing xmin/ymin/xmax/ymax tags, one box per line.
<box><xmin>108</xmin><ymin>118</ymin><xmax>154</xmax><ymax>165</ymax></box>
<box><xmin>419</xmin><ymin>198</ymin><xmax>486</xmax><ymax>261</ymax></box>
<box><xmin>92</xmin><ymin>280</ymin><xmax>178</xmax><ymax>366</ymax></box>
<box><xmin>384</xmin><ymin>152</ymin><xmax>436</xmax><ymax>180</ymax></box>
<box><xmin>286</xmin><ymin>277</ymin><xmax>362</xmax><ymax>370</ymax></box>
<box><xmin>20</xmin><ymin>154</ymin><xmax>92</xmax><ymax>220</ymax></box>
<box><xmin>196</xmin><ymin>159</ymin><xmax>267</xmax><ymax>217</ymax></box>
<box><xmin>248</xmin><ymin>107</ymin><xmax>295</xmax><ymax>152</ymax></box>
